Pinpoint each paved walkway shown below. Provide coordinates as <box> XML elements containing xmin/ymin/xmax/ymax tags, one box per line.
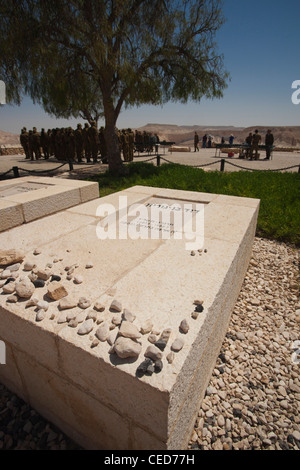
<box><xmin>137</xmin><ymin>148</ymin><xmax>300</xmax><ymax>173</ymax></box>
<box><xmin>0</xmin><ymin>148</ymin><xmax>299</xmax><ymax>179</ymax></box>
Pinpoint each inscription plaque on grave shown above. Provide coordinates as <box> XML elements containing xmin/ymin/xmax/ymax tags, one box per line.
<box><xmin>97</xmin><ymin>195</ymin><xmax>206</xmax><ymax>250</ymax></box>
<box><xmin>0</xmin><ymin>181</ymin><xmax>51</xmax><ymax>198</ymax></box>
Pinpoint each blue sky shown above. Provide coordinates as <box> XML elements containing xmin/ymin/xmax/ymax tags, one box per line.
<box><xmin>1</xmin><ymin>0</ymin><xmax>299</xmax><ymax>134</ymax></box>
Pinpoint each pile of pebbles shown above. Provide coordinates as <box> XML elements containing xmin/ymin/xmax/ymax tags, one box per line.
<box><xmin>0</xmin><ymin>248</ymin><xmax>198</xmax><ymax>375</ymax></box>
<box><xmin>0</xmin><ymin>237</ymin><xmax>299</xmax><ymax>450</ymax></box>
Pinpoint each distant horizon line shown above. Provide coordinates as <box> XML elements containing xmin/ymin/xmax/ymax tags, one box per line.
<box><xmin>1</xmin><ymin>122</ymin><xmax>300</xmax><ymax>135</ymax></box>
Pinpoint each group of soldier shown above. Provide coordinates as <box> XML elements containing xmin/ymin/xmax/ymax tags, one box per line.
<box><xmin>20</xmin><ymin>124</ymin><xmax>160</xmax><ymax>163</ymax></box>
<box><xmin>20</xmin><ymin>123</ymin><xmax>107</xmax><ymax>163</ymax></box>
<box><xmin>243</xmin><ymin>129</ymin><xmax>274</xmax><ymax>160</ymax></box>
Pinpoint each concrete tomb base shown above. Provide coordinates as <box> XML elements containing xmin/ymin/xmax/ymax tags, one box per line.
<box><xmin>0</xmin><ymin>176</ymin><xmax>99</xmax><ymax>232</ymax></box>
<box><xmin>0</xmin><ymin>182</ymin><xmax>260</xmax><ymax>449</ymax></box>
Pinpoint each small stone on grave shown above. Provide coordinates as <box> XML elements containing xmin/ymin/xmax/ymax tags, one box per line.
<box><xmin>36</xmin><ymin>310</ymin><xmax>46</xmax><ymax>322</ymax></box>
<box><xmin>112</xmin><ymin>313</ymin><xmax>122</xmax><ymax>326</ymax></box>
<box><xmin>110</xmin><ymin>299</ymin><xmax>122</xmax><ymax>312</ymax></box>
<box><xmin>33</xmin><ymin>279</ymin><xmax>45</xmax><ymax>288</ymax></box>
<box><xmin>144</xmin><ymin>345</ymin><xmax>163</xmax><ymax>362</ymax></box>
<box><xmin>37</xmin><ymin>300</ymin><xmax>49</xmax><ymax>311</ymax></box>
<box><xmin>15</xmin><ymin>277</ymin><xmax>35</xmax><ymax>299</ymax></box>
<box><xmin>59</xmin><ymin>296</ymin><xmax>78</xmax><ymax>310</ymax></box>
<box><xmin>26</xmin><ymin>297</ymin><xmax>39</xmax><ymax>308</ymax></box>
<box><xmin>74</xmin><ymin>275</ymin><xmax>83</xmax><ymax>284</ymax></box>
<box><xmin>2</xmin><ymin>282</ymin><xmax>16</xmax><ymax>294</ymax></box>
<box><xmin>78</xmin><ymin>297</ymin><xmax>91</xmax><ymax>309</ymax></box>
<box><xmin>23</xmin><ymin>261</ymin><xmax>36</xmax><ymax>272</ymax></box>
<box><xmin>113</xmin><ymin>337</ymin><xmax>142</xmax><ymax>359</ymax></box>
<box><xmin>78</xmin><ymin>319</ymin><xmax>94</xmax><ymax>336</ymax></box>
<box><xmin>140</xmin><ymin>320</ymin><xmax>153</xmax><ymax>335</ymax></box>
<box><xmin>136</xmin><ymin>358</ymin><xmax>153</xmax><ymax>377</ymax></box>
<box><xmin>119</xmin><ymin>321</ymin><xmax>141</xmax><ymax>340</ymax></box>
<box><xmin>166</xmin><ymin>351</ymin><xmax>175</xmax><ymax>364</ymax></box>
<box><xmin>47</xmin><ymin>282</ymin><xmax>68</xmax><ymax>301</ymax></box>
<box><xmin>93</xmin><ymin>302</ymin><xmax>105</xmax><ymax>312</ymax></box>
<box><xmin>0</xmin><ymin>249</ymin><xmax>25</xmax><ymax>266</ymax></box>
<box><xmin>8</xmin><ymin>263</ymin><xmax>20</xmax><ymax>272</ymax></box>
<box><xmin>171</xmin><ymin>337</ymin><xmax>184</xmax><ymax>352</ymax></box>
<box><xmin>95</xmin><ymin>322</ymin><xmax>110</xmax><ymax>342</ymax></box>
<box><xmin>154</xmin><ymin>359</ymin><xmax>163</xmax><ymax>373</ymax></box>
<box><xmin>122</xmin><ymin>309</ymin><xmax>136</xmax><ymax>322</ymax></box>
<box><xmin>179</xmin><ymin>319</ymin><xmax>189</xmax><ymax>334</ymax></box>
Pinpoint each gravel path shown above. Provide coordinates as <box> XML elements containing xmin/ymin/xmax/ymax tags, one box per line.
<box><xmin>188</xmin><ymin>237</ymin><xmax>300</xmax><ymax>451</ymax></box>
<box><xmin>0</xmin><ymin>237</ymin><xmax>299</xmax><ymax>450</ymax></box>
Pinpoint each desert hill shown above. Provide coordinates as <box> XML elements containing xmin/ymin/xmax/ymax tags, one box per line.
<box><xmin>136</xmin><ymin>124</ymin><xmax>300</xmax><ymax>148</ymax></box>
<box><xmin>1</xmin><ymin>125</ymin><xmax>300</xmax><ymax>149</ymax></box>
<box><xmin>0</xmin><ymin>130</ymin><xmax>20</xmax><ymax>146</ymax></box>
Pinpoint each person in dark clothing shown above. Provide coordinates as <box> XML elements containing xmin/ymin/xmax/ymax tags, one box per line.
<box><xmin>20</xmin><ymin>127</ymin><xmax>30</xmax><ymax>159</ymax></box>
<box><xmin>264</xmin><ymin>129</ymin><xmax>274</xmax><ymax>160</ymax></box>
<box><xmin>245</xmin><ymin>132</ymin><xmax>253</xmax><ymax>159</ymax></box>
<box><xmin>194</xmin><ymin>132</ymin><xmax>199</xmax><ymax>152</ymax></box>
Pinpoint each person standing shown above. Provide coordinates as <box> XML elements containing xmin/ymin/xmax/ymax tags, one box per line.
<box><xmin>194</xmin><ymin>132</ymin><xmax>199</xmax><ymax>152</ymax></box>
<box><xmin>250</xmin><ymin>129</ymin><xmax>261</xmax><ymax>160</ymax></box>
<box><xmin>74</xmin><ymin>124</ymin><xmax>84</xmax><ymax>162</ymax></box>
<box><xmin>40</xmin><ymin>128</ymin><xmax>49</xmax><ymax>159</ymax></box>
<box><xmin>245</xmin><ymin>132</ymin><xmax>253</xmax><ymax>159</ymax></box>
<box><xmin>264</xmin><ymin>129</ymin><xmax>274</xmax><ymax>160</ymax></box>
<box><xmin>89</xmin><ymin>121</ymin><xmax>100</xmax><ymax>163</ymax></box>
<box><xmin>31</xmin><ymin>127</ymin><xmax>41</xmax><ymax>160</ymax></box>
<box><xmin>20</xmin><ymin>127</ymin><xmax>30</xmax><ymax>159</ymax></box>
<box><xmin>128</xmin><ymin>128</ymin><xmax>134</xmax><ymax>161</ymax></box>
<box><xmin>83</xmin><ymin>123</ymin><xmax>91</xmax><ymax>162</ymax></box>
<box><xmin>202</xmin><ymin>134</ymin><xmax>207</xmax><ymax>148</ymax></box>
<box><xmin>121</xmin><ymin>129</ymin><xmax>130</xmax><ymax>161</ymax></box>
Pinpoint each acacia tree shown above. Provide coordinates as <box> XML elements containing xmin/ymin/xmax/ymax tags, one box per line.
<box><xmin>0</xmin><ymin>0</ymin><xmax>229</xmax><ymax>172</ymax></box>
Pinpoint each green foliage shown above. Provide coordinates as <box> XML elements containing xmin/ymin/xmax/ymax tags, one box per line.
<box><xmin>87</xmin><ymin>163</ymin><xmax>300</xmax><ymax>247</ymax></box>
<box><xmin>0</xmin><ymin>0</ymin><xmax>228</xmax><ymax>119</ymax></box>
<box><xmin>0</xmin><ymin>0</ymin><xmax>229</xmax><ymax>171</ymax></box>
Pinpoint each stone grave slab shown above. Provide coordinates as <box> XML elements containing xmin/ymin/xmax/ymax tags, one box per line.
<box><xmin>0</xmin><ymin>185</ymin><xmax>260</xmax><ymax>449</ymax></box>
<box><xmin>0</xmin><ymin>176</ymin><xmax>99</xmax><ymax>232</ymax></box>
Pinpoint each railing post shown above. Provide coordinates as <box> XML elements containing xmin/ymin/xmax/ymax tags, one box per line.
<box><xmin>220</xmin><ymin>159</ymin><xmax>225</xmax><ymax>172</ymax></box>
<box><xmin>12</xmin><ymin>166</ymin><xmax>20</xmax><ymax>178</ymax></box>
<box><xmin>157</xmin><ymin>155</ymin><xmax>161</xmax><ymax>167</ymax></box>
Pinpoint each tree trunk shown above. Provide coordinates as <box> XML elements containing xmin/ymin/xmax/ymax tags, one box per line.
<box><xmin>103</xmin><ymin>103</ymin><xmax>123</xmax><ymax>174</ymax></box>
